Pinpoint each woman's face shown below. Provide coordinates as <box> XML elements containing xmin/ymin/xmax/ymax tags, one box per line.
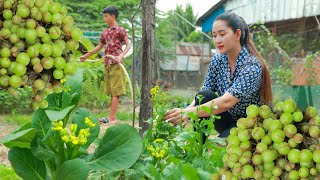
<box><xmin>212</xmin><ymin>20</ymin><xmax>241</xmax><ymax>54</ymax></box>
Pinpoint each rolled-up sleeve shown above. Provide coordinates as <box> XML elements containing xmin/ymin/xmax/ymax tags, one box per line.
<box><xmin>201</xmin><ymin>56</ymin><xmax>218</xmax><ymax>91</ymax></box>
<box><xmin>99</xmin><ymin>31</ymin><xmax>105</xmax><ymax>44</ymax></box>
<box><xmin>227</xmin><ymin>63</ymin><xmax>262</xmax><ymax>100</ymax></box>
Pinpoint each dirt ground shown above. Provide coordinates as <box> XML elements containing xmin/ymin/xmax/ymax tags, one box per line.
<box><xmin>0</xmin><ymin>121</ymin><xmax>17</xmax><ymax>166</ymax></box>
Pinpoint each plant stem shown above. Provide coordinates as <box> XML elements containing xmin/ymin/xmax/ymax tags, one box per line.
<box><xmin>45</xmin><ymin>160</ymin><xmax>56</xmax><ymax>180</ymax></box>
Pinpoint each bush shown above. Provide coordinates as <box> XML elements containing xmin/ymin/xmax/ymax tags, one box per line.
<box><xmin>78</xmin><ymin>79</ymin><xmax>110</xmax><ymax>110</ymax></box>
<box><xmin>0</xmin><ymin>87</ymin><xmax>32</xmax><ymax>114</ymax></box>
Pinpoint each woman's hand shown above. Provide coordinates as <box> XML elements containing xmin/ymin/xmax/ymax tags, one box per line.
<box><xmin>163</xmin><ymin>108</ymin><xmax>189</xmax><ymax>126</ymax></box>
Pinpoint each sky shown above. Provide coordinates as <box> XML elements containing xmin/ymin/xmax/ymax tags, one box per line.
<box><xmin>156</xmin><ymin>0</ymin><xmax>219</xmax><ymax>18</ymax></box>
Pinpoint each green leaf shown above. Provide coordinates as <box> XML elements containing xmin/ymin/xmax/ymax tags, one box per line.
<box><xmin>30</xmin><ymin>135</ymin><xmax>54</xmax><ymax>161</ymax></box>
<box><xmin>72</xmin><ymin>108</ymin><xmax>100</xmax><ymax>149</ymax></box>
<box><xmin>1</xmin><ymin>128</ymin><xmax>36</xmax><ymax>149</ymax></box>
<box><xmin>65</xmin><ymin>68</ymin><xmax>84</xmax><ymax>106</ymax></box>
<box><xmin>162</xmin><ymin>162</ymin><xmax>183</xmax><ymax>179</ymax></box>
<box><xmin>183</xmin><ymin>163</ymin><xmax>200</xmax><ymax>180</ymax></box>
<box><xmin>0</xmin><ymin>164</ymin><xmax>22</xmax><ymax>180</ymax></box>
<box><xmin>46</xmin><ymin>94</ymin><xmax>61</xmax><ymax>109</ymax></box>
<box><xmin>12</xmin><ymin>122</ymin><xmax>31</xmax><ymax>133</ymax></box>
<box><xmin>8</xmin><ymin>147</ymin><xmax>45</xmax><ymax>180</ymax></box>
<box><xmin>187</xmin><ymin>112</ymin><xmax>198</xmax><ymax>120</ymax></box>
<box><xmin>45</xmin><ymin>105</ymin><xmax>75</xmax><ymax>121</ymax></box>
<box><xmin>61</xmin><ymin>92</ymin><xmax>73</xmax><ymax>108</ymax></box>
<box><xmin>88</xmin><ymin>124</ymin><xmax>143</xmax><ymax>171</ymax></box>
<box><xmin>31</xmin><ymin>109</ymin><xmax>51</xmax><ymax>138</ymax></box>
<box><xmin>197</xmin><ymin>169</ymin><xmax>211</xmax><ymax>180</ymax></box>
<box><xmin>201</xmin><ymin>106</ymin><xmax>212</xmax><ymax>115</ymax></box>
<box><xmin>174</xmin><ymin>131</ymin><xmax>194</xmax><ymax>142</ymax></box>
<box><xmin>57</xmin><ymin>159</ymin><xmax>89</xmax><ymax>180</ymax></box>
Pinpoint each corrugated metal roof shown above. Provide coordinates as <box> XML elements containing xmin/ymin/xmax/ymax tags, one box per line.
<box><xmin>160</xmin><ymin>42</ymin><xmax>212</xmax><ymax>71</ymax></box>
<box><xmin>197</xmin><ymin>0</ymin><xmax>320</xmax><ymax>31</ymax></box>
<box><xmin>176</xmin><ymin>42</ymin><xmax>211</xmax><ymax>56</ymax></box>
<box><xmin>225</xmin><ymin>0</ymin><xmax>320</xmax><ymax>24</ymax></box>
<box><xmin>160</xmin><ymin>55</ymin><xmax>201</xmax><ymax>71</ymax></box>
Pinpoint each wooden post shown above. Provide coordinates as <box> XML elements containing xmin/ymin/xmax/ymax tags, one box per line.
<box><xmin>139</xmin><ymin>0</ymin><xmax>156</xmax><ymax>135</ymax></box>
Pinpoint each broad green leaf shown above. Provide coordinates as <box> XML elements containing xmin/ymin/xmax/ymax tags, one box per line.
<box><xmin>0</xmin><ymin>164</ymin><xmax>22</xmax><ymax>180</ymax></box>
<box><xmin>12</xmin><ymin>122</ymin><xmax>31</xmax><ymax>133</ymax></box>
<box><xmin>197</xmin><ymin>169</ymin><xmax>211</xmax><ymax>180</ymax></box>
<box><xmin>57</xmin><ymin>159</ymin><xmax>89</xmax><ymax>180</ymax></box>
<box><xmin>72</xmin><ymin>108</ymin><xmax>100</xmax><ymax>149</ymax></box>
<box><xmin>162</xmin><ymin>162</ymin><xmax>184</xmax><ymax>179</ymax></box>
<box><xmin>88</xmin><ymin>124</ymin><xmax>143</xmax><ymax>171</ymax></box>
<box><xmin>65</xmin><ymin>68</ymin><xmax>84</xmax><ymax>106</ymax></box>
<box><xmin>174</xmin><ymin>131</ymin><xmax>194</xmax><ymax>142</ymax></box>
<box><xmin>183</xmin><ymin>163</ymin><xmax>200</xmax><ymax>180</ymax></box>
<box><xmin>46</xmin><ymin>93</ymin><xmax>61</xmax><ymax>109</ymax></box>
<box><xmin>124</xmin><ymin>162</ymin><xmax>145</xmax><ymax>180</ymax></box>
<box><xmin>31</xmin><ymin>109</ymin><xmax>51</xmax><ymax>138</ymax></box>
<box><xmin>45</xmin><ymin>105</ymin><xmax>75</xmax><ymax>121</ymax></box>
<box><xmin>8</xmin><ymin>147</ymin><xmax>45</xmax><ymax>180</ymax></box>
<box><xmin>1</xmin><ymin>128</ymin><xmax>36</xmax><ymax>149</ymax></box>
<box><xmin>30</xmin><ymin>135</ymin><xmax>54</xmax><ymax>161</ymax></box>
<box><xmin>61</xmin><ymin>92</ymin><xmax>73</xmax><ymax>108</ymax></box>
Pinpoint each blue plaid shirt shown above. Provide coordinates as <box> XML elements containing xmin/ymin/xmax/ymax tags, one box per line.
<box><xmin>201</xmin><ymin>46</ymin><xmax>262</xmax><ymax>120</ymax></box>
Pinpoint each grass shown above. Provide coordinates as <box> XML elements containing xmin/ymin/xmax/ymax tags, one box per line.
<box><xmin>0</xmin><ymin>110</ymin><xmax>135</xmax><ymax>127</ymax></box>
<box><xmin>3</xmin><ymin>113</ymin><xmax>32</xmax><ymax>125</ymax></box>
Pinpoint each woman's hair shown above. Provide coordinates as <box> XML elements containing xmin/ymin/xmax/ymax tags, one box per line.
<box><xmin>215</xmin><ymin>12</ymin><xmax>272</xmax><ymax>105</ymax></box>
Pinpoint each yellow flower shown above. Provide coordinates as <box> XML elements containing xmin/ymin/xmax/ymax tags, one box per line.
<box><xmin>150</xmin><ymin>86</ymin><xmax>160</xmax><ymax>96</ymax></box>
<box><xmin>70</xmin><ymin>134</ymin><xmax>79</xmax><ymax>145</ymax></box>
<box><xmin>60</xmin><ymin>128</ymin><xmax>68</xmax><ymax>136</ymax></box>
<box><xmin>70</xmin><ymin>134</ymin><xmax>76</xmax><ymax>141</ymax></box>
<box><xmin>79</xmin><ymin>128</ymin><xmax>90</xmax><ymax>137</ymax></box>
<box><xmin>60</xmin><ymin>76</ymin><xmax>68</xmax><ymax>84</ymax></box>
<box><xmin>70</xmin><ymin>124</ymin><xmax>77</xmax><ymax>134</ymax></box>
<box><xmin>163</xmin><ymin>144</ymin><xmax>168</xmax><ymax>150</ymax></box>
<box><xmin>61</xmin><ymin>135</ymin><xmax>69</xmax><ymax>143</ymax></box>
<box><xmin>84</xmin><ymin>117</ymin><xmax>96</xmax><ymax>128</ymax></box>
<box><xmin>153</xmin><ymin>138</ymin><xmax>164</xmax><ymax>143</ymax></box>
<box><xmin>71</xmin><ymin>137</ymin><xmax>79</xmax><ymax>145</ymax></box>
<box><xmin>84</xmin><ymin>117</ymin><xmax>90</xmax><ymax>124</ymax></box>
<box><xmin>160</xmin><ymin>150</ymin><xmax>165</xmax><ymax>156</ymax></box>
<box><xmin>52</xmin><ymin>121</ymin><xmax>64</xmax><ymax>131</ymax></box>
<box><xmin>89</xmin><ymin>122</ymin><xmax>96</xmax><ymax>127</ymax></box>
<box><xmin>64</xmin><ymin>86</ymin><xmax>71</xmax><ymax>92</ymax></box>
<box><xmin>79</xmin><ymin>135</ymin><xmax>87</xmax><ymax>145</ymax></box>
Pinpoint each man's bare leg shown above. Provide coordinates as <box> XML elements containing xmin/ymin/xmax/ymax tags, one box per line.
<box><xmin>107</xmin><ymin>95</ymin><xmax>119</xmax><ymax>123</ymax></box>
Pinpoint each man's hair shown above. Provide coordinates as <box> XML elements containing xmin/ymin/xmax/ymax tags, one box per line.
<box><xmin>102</xmin><ymin>5</ymin><xmax>118</xmax><ymax>18</ymax></box>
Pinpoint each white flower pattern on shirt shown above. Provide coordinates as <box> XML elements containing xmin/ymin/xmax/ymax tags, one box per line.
<box><xmin>201</xmin><ymin>46</ymin><xmax>262</xmax><ymax>120</ymax></box>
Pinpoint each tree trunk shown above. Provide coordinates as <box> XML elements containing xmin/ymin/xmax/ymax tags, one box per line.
<box><xmin>139</xmin><ymin>0</ymin><xmax>156</xmax><ymax>135</ymax></box>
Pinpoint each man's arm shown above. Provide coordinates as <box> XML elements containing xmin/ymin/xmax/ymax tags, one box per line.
<box><xmin>117</xmin><ymin>38</ymin><xmax>131</xmax><ymax>62</ymax></box>
<box><xmin>80</xmin><ymin>42</ymin><xmax>104</xmax><ymax>62</ymax></box>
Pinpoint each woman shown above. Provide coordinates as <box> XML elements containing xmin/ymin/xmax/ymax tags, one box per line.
<box><xmin>163</xmin><ymin>12</ymin><xmax>272</xmax><ymax>138</ymax></box>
